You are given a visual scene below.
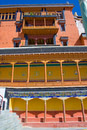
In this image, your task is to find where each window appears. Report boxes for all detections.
[60,24,65,31]
[60,37,68,46]
[28,39,35,45]
[0,12,16,21]
[61,41,68,46]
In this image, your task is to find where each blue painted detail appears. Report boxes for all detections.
[24,34,28,46]
[60,37,68,40]
[61,41,68,46]
[14,42,16,47]
[15,10,18,21]
[7,90,87,98]
[60,24,65,31]
[53,34,57,45]
[16,24,22,32]
[24,14,56,18]
[20,11,22,20]
[62,10,65,19]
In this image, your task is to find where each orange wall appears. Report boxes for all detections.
[0,20,25,48]
[56,9,81,46]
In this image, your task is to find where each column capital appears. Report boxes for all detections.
[59,60,64,63]
[25,61,31,64]
[74,60,81,63]
[42,60,49,64]
[10,62,16,65]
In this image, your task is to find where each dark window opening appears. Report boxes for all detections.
[2,14,4,20]
[9,14,11,19]
[15,43,19,47]
[46,38,53,45]
[60,24,65,31]
[61,41,68,46]
[37,39,44,45]
[28,39,35,45]
[5,13,8,20]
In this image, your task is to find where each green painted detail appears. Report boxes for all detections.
[47,64,60,67]
[14,65,28,67]
[79,63,87,66]
[0,65,12,68]
[62,63,76,66]
[30,64,44,67]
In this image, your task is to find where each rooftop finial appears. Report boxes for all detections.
[66,1,69,4]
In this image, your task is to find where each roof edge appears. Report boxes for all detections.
[0,3,74,9]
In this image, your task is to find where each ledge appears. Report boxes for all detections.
[0,46,87,55]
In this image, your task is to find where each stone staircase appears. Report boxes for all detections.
[0,110,23,130]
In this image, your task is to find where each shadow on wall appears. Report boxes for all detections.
[74,37,84,46]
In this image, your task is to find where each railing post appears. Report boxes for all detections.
[60,61,64,84]
[44,61,47,83]
[75,60,81,82]
[11,62,15,83]
[27,62,30,83]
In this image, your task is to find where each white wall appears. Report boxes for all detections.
[75,20,85,35]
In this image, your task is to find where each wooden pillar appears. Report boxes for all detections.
[25,100,28,122]
[81,98,85,122]
[44,38,47,45]
[11,13,13,20]
[44,99,46,122]
[44,61,47,83]
[33,18,35,27]
[27,62,30,83]
[44,18,46,26]
[35,38,37,46]
[60,61,64,84]
[11,62,15,83]
[63,99,66,122]
[76,60,81,82]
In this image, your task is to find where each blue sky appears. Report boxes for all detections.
[0,0,81,16]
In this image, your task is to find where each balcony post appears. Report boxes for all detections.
[33,18,35,27]
[44,18,46,26]
[75,60,81,82]
[60,61,64,84]
[11,62,15,83]
[27,62,30,83]
[43,61,47,83]
[81,98,85,122]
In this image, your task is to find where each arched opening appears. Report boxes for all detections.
[62,61,78,81]
[83,98,87,118]
[14,62,28,82]
[79,60,87,81]
[28,98,44,122]
[46,98,63,122]
[9,98,26,118]
[0,63,12,82]
[30,61,45,82]
[37,39,44,45]
[65,97,82,122]
[47,61,61,82]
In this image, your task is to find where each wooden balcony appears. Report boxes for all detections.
[0,80,87,88]
[22,25,58,35]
